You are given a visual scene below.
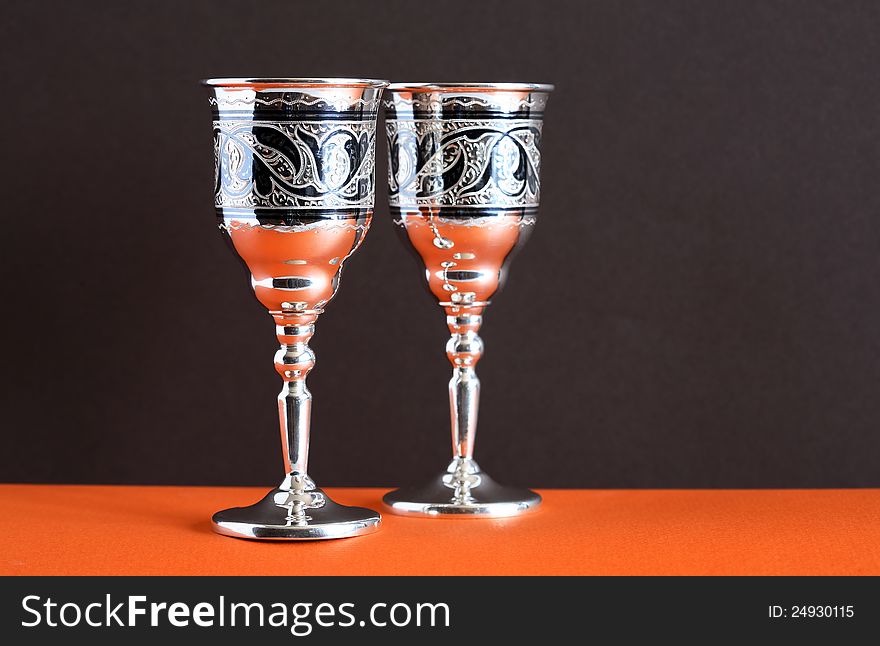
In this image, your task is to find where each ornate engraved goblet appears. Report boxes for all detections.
[383,82,553,517]
[203,78,388,539]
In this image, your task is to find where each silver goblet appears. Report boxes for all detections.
[383,82,553,517]
[203,78,388,539]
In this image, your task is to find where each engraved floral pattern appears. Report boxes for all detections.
[386,119,543,208]
[213,120,376,209]
[383,94,548,113]
[210,94,381,112]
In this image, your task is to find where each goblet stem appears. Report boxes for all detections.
[445,306,484,461]
[444,306,487,503]
[448,367,479,460]
[381,298,541,517]
[274,312,317,489]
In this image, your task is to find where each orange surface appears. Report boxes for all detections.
[1,485,879,575]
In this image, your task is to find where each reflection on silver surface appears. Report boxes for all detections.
[383,83,552,517]
[383,459,541,517]
[204,77,388,539]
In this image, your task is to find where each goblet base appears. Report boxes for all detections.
[382,459,541,518]
[212,485,381,540]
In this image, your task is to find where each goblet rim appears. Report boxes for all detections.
[201,77,390,88]
[387,82,554,93]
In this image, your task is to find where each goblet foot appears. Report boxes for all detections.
[212,484,381,540]
[382,458,541,518]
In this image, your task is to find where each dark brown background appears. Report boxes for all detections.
[2,0,878,488]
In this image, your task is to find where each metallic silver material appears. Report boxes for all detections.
[203,77,388,540]
[213,483,380,541]
[383,459,542,517]
[383,83,553,518]
[213,120,377,209]
[386,118,542,207]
